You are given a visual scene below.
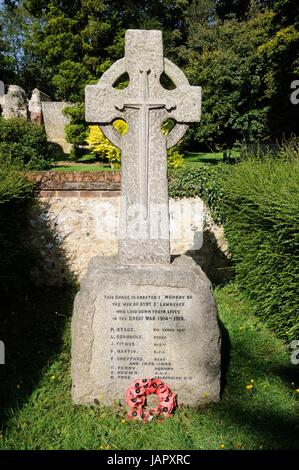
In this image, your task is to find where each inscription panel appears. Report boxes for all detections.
[90,286,202,387]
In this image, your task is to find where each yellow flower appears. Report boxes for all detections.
[295,389,299,393]
[99,444,111,450]
[51,375,56,380]
[246,384,253,390]
[219,443,225,449]
[121,418,126,424]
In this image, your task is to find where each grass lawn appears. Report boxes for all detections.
[0,283,298,450]
[52,164,118,172]
[49,151,238,172]
[183,151,239,168]
[183,152,224,167]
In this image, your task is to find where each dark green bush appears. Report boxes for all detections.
[64,104,87,160]
[222,157,299,341]
[0,163,35,290]
[168,165,230,224]
[0,118,52,170]
[0,163,33,204]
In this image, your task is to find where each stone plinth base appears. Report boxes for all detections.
[71,255,221,407]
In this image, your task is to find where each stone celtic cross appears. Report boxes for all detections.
[86,30,201,265]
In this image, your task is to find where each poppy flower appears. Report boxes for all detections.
[128,408,143,420]
[125,378,176,422]
[148,378,163,393]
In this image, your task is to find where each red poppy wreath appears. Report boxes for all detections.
[125,378,176,423]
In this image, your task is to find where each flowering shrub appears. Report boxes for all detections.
[167,146,184,169]
[86,119,184,169]
[161,119,184,169]
[86,120,127,169]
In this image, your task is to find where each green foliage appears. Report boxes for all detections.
[63,103,87,145]
[1,1,298,149]
[279,137,299,160]
[0,118,52,170]
[0,162,34,291]
[86,121,185,169]
[256,10,299,137]
[0,2,21,83]
[222,156,299,340]
[216,0,252,21]
[161,119,184,169]
[52,60,93,102]
[180,1,299,149]
[64,104,87,159]
[0,163,33,205]
[65,123,87,147]
[169,165,229,223]
[86,122,127,169]
[167,147,185,170]
[18,0,189,100]
[184,12,273,150]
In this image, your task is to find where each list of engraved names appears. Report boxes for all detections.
[105,292,194,382]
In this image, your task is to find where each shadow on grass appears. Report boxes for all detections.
[215,361,299,449]
[215,397,299,449]
[0,195,77,427]
[212,287,299,449]
[219,319,231,397]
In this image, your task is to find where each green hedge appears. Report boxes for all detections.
[168,165,229,224]
[64,104,87,160]
[0,163,33,204]
[0,163,35,291]
[0,118,53,170]
[222,157,299,341]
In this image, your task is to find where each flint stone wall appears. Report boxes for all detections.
[28,172,230,285]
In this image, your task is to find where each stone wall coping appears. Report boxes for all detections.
[27,171,121,191]
[38,190,121,198]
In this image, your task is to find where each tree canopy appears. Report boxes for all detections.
[0,0,298,149]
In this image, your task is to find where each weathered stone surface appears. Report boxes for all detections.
[72,29,221,408]
[72,255,221,406]
[0,81,4,97]
[86,30,201,265]
[29,88,51,124]
[0,85,28,119]
[42,101,72,153]
[28,170,121,191]
[0,340,4,365]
